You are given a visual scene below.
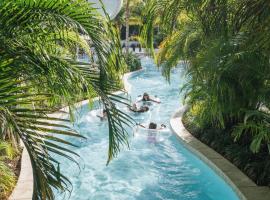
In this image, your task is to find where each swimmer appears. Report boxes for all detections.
[129,103,149,113]
[137,93,161,104]
[138,122,166,130]
[96,109,107,120]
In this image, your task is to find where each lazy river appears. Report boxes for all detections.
[54,57,240,200]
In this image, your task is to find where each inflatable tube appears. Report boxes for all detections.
[133,125,171,143]
[128,106,149,113]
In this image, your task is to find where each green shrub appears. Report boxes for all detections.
[0,161,16,199]
[125,52,141,72]
[0,142,17,160]
[0,141,17,199]
[183,111,270,186]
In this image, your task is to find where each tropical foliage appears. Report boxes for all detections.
[142,0,270,185]
[0,141,17,199]
[0,0,133,199]
[125,52,142,72]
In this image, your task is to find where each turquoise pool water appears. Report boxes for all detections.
[55,57,239,200]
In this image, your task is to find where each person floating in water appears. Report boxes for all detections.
[138,122,166,130]
[137,122,166,143]
[137,93,161,104]
[129,103,149,113]
[96,109,107,120]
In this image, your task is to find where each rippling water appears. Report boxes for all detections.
[54,57,239,200]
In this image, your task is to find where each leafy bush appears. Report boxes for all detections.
[125,52,142,72]
[0,141,17,199]
[0,162,16,200]
[183,111,270,186]
[142,0,270,186]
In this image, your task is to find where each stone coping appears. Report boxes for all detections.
[9,144,33,200]
[170,106,270,200]
[9,69,143,200]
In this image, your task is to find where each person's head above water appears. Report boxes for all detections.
[143,92,150,101]
[149,122,157,129]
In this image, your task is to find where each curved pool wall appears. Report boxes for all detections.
[53,57,240,200]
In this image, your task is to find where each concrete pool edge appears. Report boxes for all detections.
[8,69,143,200]
[9,143,33,200]
[170,106,270,200]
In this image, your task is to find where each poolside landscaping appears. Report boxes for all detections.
[141,0,270,192]
[1,0,270,200]
[183,110,270,187]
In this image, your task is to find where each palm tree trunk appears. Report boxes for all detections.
[125,0,130,56]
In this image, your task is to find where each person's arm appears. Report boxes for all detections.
[149,97,161,103]
[130,108,138,113]
[156,124,166,130]
[137,123,146,128]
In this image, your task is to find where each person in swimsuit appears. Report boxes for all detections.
[137,93,161,103]
[139,123,166,143]
[137,122,166,130]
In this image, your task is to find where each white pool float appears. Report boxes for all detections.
[133,124,171,143]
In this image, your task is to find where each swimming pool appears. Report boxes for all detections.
[54,57,240,200]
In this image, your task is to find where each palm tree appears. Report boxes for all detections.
[114,7,125,32]
[0,0,133,199]
[142,0,270,155]
[142,0,270,187]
